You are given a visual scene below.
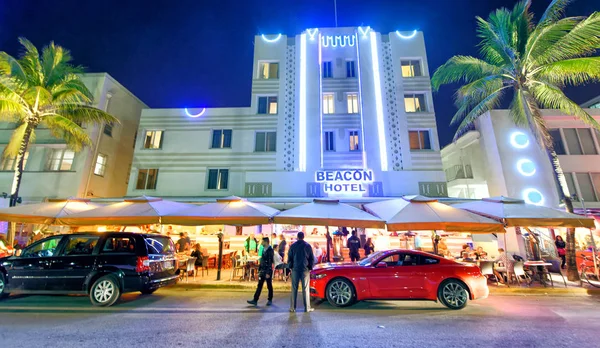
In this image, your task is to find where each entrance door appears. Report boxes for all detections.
[46,235,100,292]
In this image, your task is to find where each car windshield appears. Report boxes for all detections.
[357,250,386,266]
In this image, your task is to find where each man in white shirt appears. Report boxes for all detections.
[493,248,514,284]
[313,242,323,262]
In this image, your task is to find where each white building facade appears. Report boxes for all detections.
[128,27,446,200]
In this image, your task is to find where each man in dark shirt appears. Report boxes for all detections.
[247,237,274,306]
[287,232,315,312]
[347,230,361,262]
[278,234,287,260]
[176,233,188,253]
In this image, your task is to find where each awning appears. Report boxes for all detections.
[0,197,101,225]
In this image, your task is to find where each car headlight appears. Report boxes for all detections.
[311,273,327,280]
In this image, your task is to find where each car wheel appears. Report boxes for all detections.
[438,279,469,310]
[326,278,355,307]
[140,288,156,295]
[90,275,121,307]
[0,273,8,299]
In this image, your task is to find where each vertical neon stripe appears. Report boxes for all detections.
[318,33,324,169]
[299,34,307,172]
[355,31,367,169]
[370,31,388,171]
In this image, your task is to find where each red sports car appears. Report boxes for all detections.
[310,249,489,310]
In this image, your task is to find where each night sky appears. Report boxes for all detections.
[1,0,599,146]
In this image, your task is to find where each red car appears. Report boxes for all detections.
[310,249,488,310]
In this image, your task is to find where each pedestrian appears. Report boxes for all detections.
[347,230,361,262]
[244,233,258,255]
[325,230,333,262]
[555,235,567,269]
[176,233,188,253]
[278,234,287,260]
[247,237,274,306]
[364,237,374,256]
[287,232,315,312]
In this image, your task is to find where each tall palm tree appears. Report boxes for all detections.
[431,0,600,281]
[0,38,118,239]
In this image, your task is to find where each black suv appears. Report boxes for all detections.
[0,232,178,306]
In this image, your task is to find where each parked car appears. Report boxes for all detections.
[310,249,489,310]
[0,232,178,306]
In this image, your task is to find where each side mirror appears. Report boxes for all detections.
[376,262,387,268]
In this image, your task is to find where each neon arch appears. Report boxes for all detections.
[358,26,371,38]
[396,30,417,39]
[516,159,536,176]
[523,188,544,205]
[184,108,206,118]
[261,34,282,43]
[307,28,318,40]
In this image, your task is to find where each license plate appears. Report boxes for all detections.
[164,260,174,269]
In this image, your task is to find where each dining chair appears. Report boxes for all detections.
[200,257,209,277]
[511,261,530,286]
[479,261,498,285]
[546,259,567,288]
[184,257,197,282]
[230,255,245,281]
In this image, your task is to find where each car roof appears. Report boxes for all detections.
[50,232,166,238]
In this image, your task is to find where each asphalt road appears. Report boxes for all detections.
[0,288,598,348]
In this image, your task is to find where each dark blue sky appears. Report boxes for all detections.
[1,0,598,146]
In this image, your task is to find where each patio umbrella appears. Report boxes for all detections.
[0,197,101,225]
[162,196,279,226]
[363,195,505,233]
[453,196,595,228]
[56,196,195,226]
[273,199,385,229]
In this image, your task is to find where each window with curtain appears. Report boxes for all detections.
[347,93,359,114]
[575,173,598,201]
[258,96,278,114]
[349,130,360,151]
[136,169,159,190]
[207,169,229,190]
[400,60,422,77]
[143,130,163,149]
[404,94,426,112]
[46,149,75,171]
[323,94,335,114]
[94,154,107,176]
[211,129,232,149]
[409,130,431,150]
[258,62,279,79]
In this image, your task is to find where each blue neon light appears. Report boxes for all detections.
[523,188,544,205]
[516,159,536,176]
[510,131,529,148]
[358,26,371,38]
[321,35,356,48]
[261,34,282,43]
[299,34,307,171]
[395,30,417,39]
[370,31,388,171]
[184,108,206,118]
[307,28,318,40]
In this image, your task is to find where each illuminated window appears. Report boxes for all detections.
[46,149,75,171]
[323,94,335,114]
[349,130,360,151]
[258,62,279,79]
[143,130,163,149]
[323,61,333,78]
[255,131,276,152]
[207,169,229,190]
[94,154,107,176]
[258,96,278,114]
[1,152,29,171]
[103,123,113,136]
[401,60,422,77]
[136,169,159,190]
[324,131,335,151]
[346,60,356,78]
[211,129,232,149]
[347,93,359,114]
[409,130,431,150]
[404,94,426,112]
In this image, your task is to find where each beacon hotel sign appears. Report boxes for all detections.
[315,169,374,195]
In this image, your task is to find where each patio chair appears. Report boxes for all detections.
[183,257,197,282]
[510,261,530,286]
[545,259,567,288]
[479,261,498,285]
[199,257,209,277]
[230,254,245,281]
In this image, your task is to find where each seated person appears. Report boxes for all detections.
[493,248,514,284]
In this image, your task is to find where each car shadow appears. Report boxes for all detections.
[312,299,453,313]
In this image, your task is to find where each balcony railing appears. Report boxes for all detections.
[445,164,473,181]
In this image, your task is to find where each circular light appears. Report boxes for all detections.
[184,108,206,118]
[516,159,536,176]
[396,30,417,39]
[523,188,544,205]
[510,131,529,148]
[261,34,282,43]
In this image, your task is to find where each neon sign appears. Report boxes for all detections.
[185,108,206,118]
[321,35,356,48]
[358,26,371,38]
[307,28,318,40]
[510,131,529,148]
[316,170,373,194]
[261,34,282,43]
[396,30,417,39]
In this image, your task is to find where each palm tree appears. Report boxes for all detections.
[0,38,118,240]
[431,0,600,281]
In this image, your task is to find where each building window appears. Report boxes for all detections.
[255,131,276,152]
[211,129,232,149]
[94,154,107,176]
[136,169,158,190]
[349,130,360,151]
[46,149,75,171]
[323,94,335,114]
[258,96,278,114]
[323,61,333,78]
[347,93,359,114]
[258,62,279,79]
[590,103,600,109]
[143,130,163,149]
[207,169,229,190]
[563,173,577,197]
[346,60,356,78]
[103,123,113,137]
[575,173,598,201]
[409,130,431,150]
[549,129,566,155]
[404,94,426,112]
[562,128,598,155]
[401,60,422,77]
[324,131,335,152]
[1,152,29,171]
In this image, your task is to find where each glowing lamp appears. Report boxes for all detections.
[523,188,544,205]
[516,159,536,176]
[396,30,417,39]
[261,34,282,43]
[185,108,206,118]
[510,131,529,148]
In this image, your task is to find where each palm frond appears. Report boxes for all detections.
[511,0,533,57]
[539,0,574,26]
[535,57,600,86]
[509,88,528,126]
[17,38,43,87]
[2,123,29,159]
[453,86,509,140]
[0,52,27,84]
[0,97,27,121]
[45,104,119,125]
[476,14,517,67]
[431,56,503,91]
[42,115,92,151]
[451,76,505,124]
[50,77,93,104]
[525,17,580,68]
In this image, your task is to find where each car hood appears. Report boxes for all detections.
[313,262,361,271]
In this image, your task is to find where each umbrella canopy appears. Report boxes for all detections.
[162,196,280,226]
[57,196,195,226]
[273,199,385,229]
[364,195,505,233]
[0,197,101,225]
[453,196,595,228]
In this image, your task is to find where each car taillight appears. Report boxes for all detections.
[136,256,150,272]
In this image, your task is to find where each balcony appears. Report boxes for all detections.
[445,164,473,182]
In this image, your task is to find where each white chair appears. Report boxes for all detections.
[479,261,498,285]
[510,261,530,286]
[183,257,197,282]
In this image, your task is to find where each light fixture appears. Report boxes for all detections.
[307,28,318,40]
[516,159,536,176]
[299,33,307,171]
[395,30,417,39]
[358,26,371,38]
[261,34,282,43]
[184,108,206,118]
[510,131,529,148]
[370,31,388,171]
[523,188,544,205]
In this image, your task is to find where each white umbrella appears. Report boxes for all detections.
[0,197,101,225]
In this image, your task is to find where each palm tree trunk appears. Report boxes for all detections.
[7,124,33,244]
[548,150,579,281]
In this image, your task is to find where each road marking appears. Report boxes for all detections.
[0,306,282,313]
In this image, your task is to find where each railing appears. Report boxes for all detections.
[445,164,473,181]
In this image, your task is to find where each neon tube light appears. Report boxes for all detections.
[370,31,388,171]
[299,33,307,171]
[318,33,324,168]
[184,108,206,118]
[395,30,417,39]
[307,28,318,40]
[261,34,282,43]
[516,159,536,176]
[522,188,544,205]
[358,26,371,38]
[510,131,529,148]
[355,31,368,168]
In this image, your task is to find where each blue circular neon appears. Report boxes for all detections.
[523,188,544,205]
[261,34,282,43]
[510,131,529,148]
[184,108,206,118]
[396,30,417,39]
[516,159,536,176]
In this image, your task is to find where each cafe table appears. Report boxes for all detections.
[524,261,552,287]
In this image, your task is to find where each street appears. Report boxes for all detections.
[0,288,598,348]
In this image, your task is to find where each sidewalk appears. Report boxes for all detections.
[174,269,600,295]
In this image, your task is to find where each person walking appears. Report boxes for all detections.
[347,230,361,262]
[247,237,274,306]
[555,235,567,269]
[287,232,315,312]
[364,237,374,256]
